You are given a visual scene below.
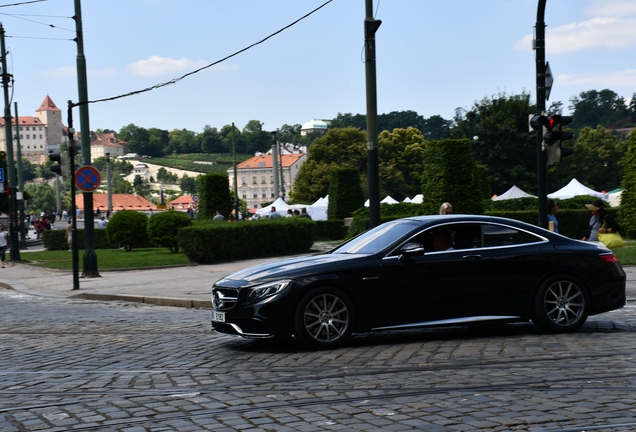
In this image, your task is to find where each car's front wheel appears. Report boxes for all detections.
[532,275,589,333]
[294,287,355,350]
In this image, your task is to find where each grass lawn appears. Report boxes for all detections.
[612,239,636,266]
[20,248,193,270]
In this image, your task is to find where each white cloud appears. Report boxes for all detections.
[557,69,636,87]
[40,67,76,79]
[129,56,209,77]
[547,17,636,54]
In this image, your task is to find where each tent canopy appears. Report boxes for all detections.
[548,178,605,200]
[492,185,536,201]
[307,196,328,220]
[255,197,289,216]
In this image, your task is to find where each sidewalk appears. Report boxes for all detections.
[1,252,635,309]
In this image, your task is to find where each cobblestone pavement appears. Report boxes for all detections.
[1,291,635,432]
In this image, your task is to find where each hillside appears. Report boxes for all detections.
[146,153,252,175]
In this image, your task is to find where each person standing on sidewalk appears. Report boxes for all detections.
[0,224,10,268]
[65,220,73,251]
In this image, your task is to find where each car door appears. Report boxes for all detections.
[360,223,496,330]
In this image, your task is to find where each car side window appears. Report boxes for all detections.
[482,224,542,247]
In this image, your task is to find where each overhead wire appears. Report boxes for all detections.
[76,0,334,107]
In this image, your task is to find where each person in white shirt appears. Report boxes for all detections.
[0,224,9,267]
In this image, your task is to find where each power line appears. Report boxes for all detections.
[76,0,334,107]
[0,0,47,8]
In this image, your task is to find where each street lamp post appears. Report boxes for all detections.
[106,153,112,216]
[270,131,280,200]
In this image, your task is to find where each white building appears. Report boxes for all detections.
[90,132,126,161]
[228,150,307,209]
[300,118,330,136]
[0,96,67,164]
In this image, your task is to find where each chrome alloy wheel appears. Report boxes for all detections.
[543,280,585,327]
[303,293,350,343]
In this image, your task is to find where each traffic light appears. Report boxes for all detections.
[544,115,574,165]
[49,151,70,177]
[529,114,548,132]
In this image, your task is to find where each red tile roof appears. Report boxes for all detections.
[75,193,157,211]
[0,116,44,126]
[237,153,305,169]
[36,95,61,112]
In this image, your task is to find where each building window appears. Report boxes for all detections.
[252,176,257,184]
[26,134,30,139]
[271,191,275,198]
[241,176,246,185]
[253,191,258,199]
[19,134,23,139]
[39,127,43,131]
[262,189,267,198]
[270,176,274,183]
[39,134,43,139]
[242,190,247,199]
[261,176,266,184]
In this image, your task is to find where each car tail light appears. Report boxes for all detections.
[599,252,619,263]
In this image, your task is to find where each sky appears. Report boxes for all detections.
[2,0,636,134]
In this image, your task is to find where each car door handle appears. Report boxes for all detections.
[462,254,482,260]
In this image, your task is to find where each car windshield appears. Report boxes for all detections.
[332,219,420,255]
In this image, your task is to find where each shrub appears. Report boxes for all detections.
[180,218,315,264]
[147,210,193,253]
[198,173,232,220]
[327,168,364,220]
[106,210,149,251]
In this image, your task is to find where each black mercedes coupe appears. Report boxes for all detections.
[212,215,626,349]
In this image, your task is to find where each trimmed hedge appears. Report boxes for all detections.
[315,219,347,240]
[180,218,316,264]
[43,228,119,251]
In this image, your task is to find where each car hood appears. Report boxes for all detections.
[217,253,369,285]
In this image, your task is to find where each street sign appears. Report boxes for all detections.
[544,62,554,101]
[74,166,102,192]
[0,167,4,182]
[192,195,199,202]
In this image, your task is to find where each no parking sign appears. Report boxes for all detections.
[74,166,102,192]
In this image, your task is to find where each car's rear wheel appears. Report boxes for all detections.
[532,275,589,333]
[294,287,354,350]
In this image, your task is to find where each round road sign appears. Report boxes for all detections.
[74,166,102,192]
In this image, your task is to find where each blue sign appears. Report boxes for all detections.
[0,168,4,183]
[74,166,102,192]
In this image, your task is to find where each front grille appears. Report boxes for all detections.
[212,287,238,310]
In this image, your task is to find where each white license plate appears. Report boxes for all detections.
[213,311,225,322]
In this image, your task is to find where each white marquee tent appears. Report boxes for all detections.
[364,195,400,207]
[307,196,328,220]
[255,197,289,217]
[548,178,605,200]
[492,185,537,201]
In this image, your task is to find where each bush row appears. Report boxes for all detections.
[179,218,316,264]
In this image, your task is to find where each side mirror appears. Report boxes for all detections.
[398,242,425,264]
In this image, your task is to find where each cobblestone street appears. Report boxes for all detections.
[1,290,635,431]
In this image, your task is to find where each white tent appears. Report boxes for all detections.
[381,195,399,205]
[607,189,622,207]
[307,197,328,220]
[256,197,289,217]
[403,197,412,203]
[492,185,537,201]
[411,194,424,204]
[548,178,605,200]
[364,196,400,207]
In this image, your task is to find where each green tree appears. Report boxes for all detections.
[378,127,427,200]
[618,130,636,238]
[327,168,364,220]
[148,128,170,157]
[146,210,193,253]
[179,173,200,194]
[24,183,56,214]
[112,176,133,194]
[291,128,367,203]
[551,126,626,192]
[118,124,150,156]
[199,125,223,153]
[277,124,302,145]
[421,139,485,215]
[105,210,148,251]
[198,173,232,219]
[453,92,537,196]
[242,120,270,154]
[569,89,629,133]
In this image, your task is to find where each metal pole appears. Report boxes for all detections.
[271,131,280,200]
[106,153,112,215]
[73,0,99,276]
[0,23,20,262]
[67,102,80,290]
[535,0,548,228]
[364,0,381,228]
[13,102,26,249]
[278,136,285,201]
[232,122,239,219]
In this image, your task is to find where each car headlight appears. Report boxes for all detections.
[248,279,292,300]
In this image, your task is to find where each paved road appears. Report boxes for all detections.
[0,288,635,431]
